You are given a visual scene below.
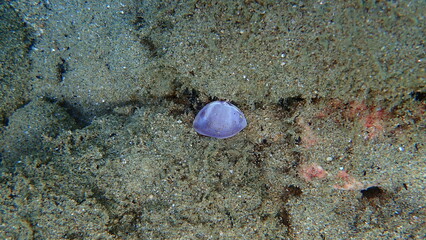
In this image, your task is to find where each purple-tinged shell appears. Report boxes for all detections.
[193,101,247,139]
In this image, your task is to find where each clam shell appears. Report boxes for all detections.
[193,101,247,139]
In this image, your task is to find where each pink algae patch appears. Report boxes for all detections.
[315,99,346,120]
[296,117,319,148]
[362,108,389,140]
[316,99,391,140]
[333,170,364,190]
[344,101,390,140]
[299,163,328,182]
[344,100,369,119]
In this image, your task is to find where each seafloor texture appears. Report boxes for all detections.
[0,0,425,239]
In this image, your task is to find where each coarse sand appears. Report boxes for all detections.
[1,0,424,239]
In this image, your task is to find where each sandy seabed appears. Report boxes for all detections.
[1,0,424,239]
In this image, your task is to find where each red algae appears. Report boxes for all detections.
[333,170,364,190]
[296,117,319,148]
[299,163,328,182]
[315,99,392,140]
[362,107,389,139]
